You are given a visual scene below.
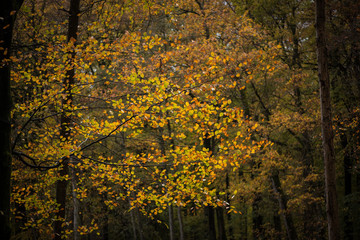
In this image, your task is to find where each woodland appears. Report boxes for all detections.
[0,0,359,240]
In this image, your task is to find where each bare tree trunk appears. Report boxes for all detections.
[130,205,137,240]
[252,194,264,239]
[225,174,234,240]
[271,174,298,240]
[207,206,217,240]
[341,133,353,240]
[0,1,24,239]
[54,0,80,238]
[136,208,144,240]
[216,206,227,240]
[71,163,81,240]
[169,204,174,240]
[129,197,139,240]
[177,206,184,240]
[315,0,340,239]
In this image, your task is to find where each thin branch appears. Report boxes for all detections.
[12,99,51,151]
[13,151,61,169]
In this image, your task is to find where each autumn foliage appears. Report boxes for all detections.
[7,0,360,239]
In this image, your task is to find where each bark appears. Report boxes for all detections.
[216,206,227,240]
[130,207,137,240]
[273,206,282,239]
[136,208,144,240]
[54,0,80,238]
[177,206,184,240]
[271,173,298,240]
[252,194,264,239]
[341,133,353,240]
[168,204,174,240]
[315,0,340,239]
[0,1,24,239]
[206,206,217,240]
[54,161,69,240]
[102,207,109,240]
[128,198,138,240]
[356,174,360,240]
[225,174,234,240]
[71,164,81,240]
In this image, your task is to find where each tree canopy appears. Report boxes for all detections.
[3,0,360,239]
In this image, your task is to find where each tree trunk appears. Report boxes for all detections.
[271,173,298,240]
[168,204,174,240]
[225,173,234,240]
[71,163,81,240]
[315,0,340,239]
[206,206,217,240]
[54,0,80,238]
[177,206,184,240]
[341,133,353,240]
[216,206,227,240]
[355,174,360,240]
[252,194,264,239]
[102,205,109,240]
[273,207,282,239]
[0,1,24,239]
[129,199,137,240]
[136,208,144,240]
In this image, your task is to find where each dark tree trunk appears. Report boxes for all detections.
[341,133,353,240]
[0,1,24,239]
[216,206,227,240]
[273,207,282,239]
[102,210,109,240]
[207,206,217,240]
[203,133,217,240]
[168,204,174,240]
[271,173,298,240]
[252,194,264,239]
[54,0,80,239]
[315,0,340,239]
[71,164,81,240]
[225,173,234,240]
[136,208,144,240]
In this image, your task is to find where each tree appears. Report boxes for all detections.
[54,0,81,239]
[10,1,273,238]
[315,0,340,239]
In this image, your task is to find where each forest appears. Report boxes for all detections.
[0,0,359,239]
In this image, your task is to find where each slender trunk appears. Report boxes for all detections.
[216,206,227,240]
[273,206,282,239]
[0,1,23,239]
[102,211,109,240]
[244,206,248,240]
[71,163,81,240]
[129,199,137,240]
[54,0,80,238]
[252,194,264,239]
[169,204,174,240]
[207,206,216,240]
[315,1,340,239]
[157,125,175,240]
[341,133,353,240]
[271,173,298,240]
[136,208,144,240]
[225,174,233,240]
[355,174,360,240]
[54,162,69,240]
[177,206,184,240]
[203,134,216,240]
